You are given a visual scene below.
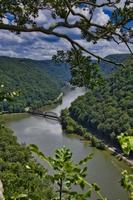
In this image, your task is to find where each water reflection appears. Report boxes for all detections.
[9,87,128,200]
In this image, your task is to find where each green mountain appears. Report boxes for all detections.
[0,53,130,113]
[99,53,130,74]
[29,60,70,82]
[67,55,133,146]
[17,59,71,83]
[0,56,66,112]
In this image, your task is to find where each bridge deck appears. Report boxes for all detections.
[29,110,60,121]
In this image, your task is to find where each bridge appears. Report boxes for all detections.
[28,110,60,121]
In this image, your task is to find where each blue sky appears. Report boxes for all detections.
[0,4,132,60]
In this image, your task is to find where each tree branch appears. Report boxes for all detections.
[73,0,118,8]
[0,23,126,66]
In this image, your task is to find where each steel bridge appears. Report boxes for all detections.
[29,110,60,121]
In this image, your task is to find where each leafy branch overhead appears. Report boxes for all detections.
[0,0,132,86]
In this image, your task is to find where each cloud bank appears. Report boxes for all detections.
[0,4,132,60]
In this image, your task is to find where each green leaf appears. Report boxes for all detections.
[118,133,133,155]
[29,144,52,166]
[92,183,100,191]
[79,153,93,165]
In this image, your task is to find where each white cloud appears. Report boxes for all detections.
[2,17,9,24]
[0,28,132,60]
[75,38,133,58]
[92,8,110,25]
[0,49,18,57]
[0,5,132,60]
[0,30,70,60]
[35,10,47,24]
[97,0,133,8]
[0,30,24,43]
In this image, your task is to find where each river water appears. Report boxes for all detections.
[8,87,128,200]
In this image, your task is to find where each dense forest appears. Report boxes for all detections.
[0,54,132,199]
[0,123,54,199]
[0,56,70,113]
[25,59,71,83]
[0,54,127,113]
[63,55,133,148]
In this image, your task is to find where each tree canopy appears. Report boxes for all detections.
[0,56,64,113]
[0,124,54,200]
[0,0,133,85]
[66,55,133,150]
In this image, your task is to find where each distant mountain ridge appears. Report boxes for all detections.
[0,53,130,81]
[30,60,71,83]
[0,56,71,82]
[99,53,130,74]
[0,53,131,112]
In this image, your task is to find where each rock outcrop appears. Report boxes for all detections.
[0,180,4,200]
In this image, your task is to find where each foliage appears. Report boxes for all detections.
[30,145,107,200]
[54,49,104,87]
[118,133,133,200]
[118,133,133,156]
[31,59,71,83]
[67,56,133,150]
[91,136,105,150]
[11,58,71,84]
[0,84,19,102]
[0,56,63,113]
[121,169,133,200]
[61,108,105,150]
[99,54,131,75]
[0,0,132,85]
[0,124,54,200]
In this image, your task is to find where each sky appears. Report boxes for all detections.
[0,1,132,60]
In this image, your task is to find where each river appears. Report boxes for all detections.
[8,87,129,200]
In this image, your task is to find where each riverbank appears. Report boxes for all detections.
[38,86,78,112]
[8,87,130,200]
[61,108,133,167]
[39,92,63,112]
[107,147,133,166]
[0,91,64,123]
[61,108,106,150]
[0,113,29,123]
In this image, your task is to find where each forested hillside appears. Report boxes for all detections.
[0,124,54,199]
[26,59,71,82]
[67,55,133,146]
[0,57,71,83]
[99,54,130,74]
[0,56,65,112]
